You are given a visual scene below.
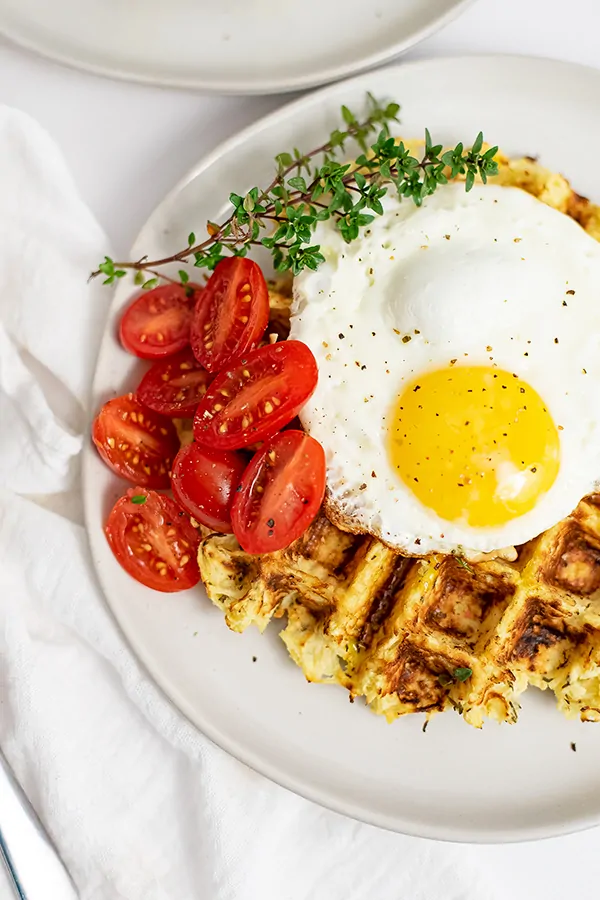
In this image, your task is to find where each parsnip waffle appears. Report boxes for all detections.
[197,149,600,728]
[199,497,600,727]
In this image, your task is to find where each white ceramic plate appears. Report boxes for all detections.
[0,0,474,94]
[84,56,600,842]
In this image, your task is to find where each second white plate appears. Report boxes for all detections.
[0,0,474,93]
[84,56,600,842]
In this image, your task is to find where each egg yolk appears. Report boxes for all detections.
[387,366,560,528]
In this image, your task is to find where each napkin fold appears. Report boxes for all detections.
[0,105,504,900]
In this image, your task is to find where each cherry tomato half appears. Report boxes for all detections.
[105,487,200,592]
[171,442,247,533]
[119,283,200,359]
[231,430,326,554]
[190,258,269,373]
[193,341,318,450]
[92,393,179,488]
[137,348,212,418]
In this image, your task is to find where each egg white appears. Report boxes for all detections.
[290,182,600,556]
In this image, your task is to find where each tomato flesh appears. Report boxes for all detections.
[105,487,200,592]
[137,348,212,418]
[190,258,269,373]
[120,283,199,359]
[193,341,318,450]
[171,442,247,533]
[231,430,326,554]
[92,393,179,488]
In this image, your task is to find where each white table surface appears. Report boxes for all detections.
[1,0,600,897]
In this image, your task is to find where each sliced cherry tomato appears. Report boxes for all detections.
[171,442,247,533]
[92,393,179,488]
[137,348,212,418]
[119,283,200,359]
[105,487,200,592]
[190,258,269,373]
[231,430,326,554]
[193,341,318,450]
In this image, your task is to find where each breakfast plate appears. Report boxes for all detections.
[84,56,600,842]
[0,0,474,94]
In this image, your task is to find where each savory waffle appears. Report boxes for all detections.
[197,149,600,728]
[199,496,600,727]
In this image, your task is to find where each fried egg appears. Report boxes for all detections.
[290,182,600,556]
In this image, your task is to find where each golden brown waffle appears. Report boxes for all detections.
[197,152,600,728]
[198,497,600,727]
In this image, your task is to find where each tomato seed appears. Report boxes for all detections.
[156,333,165,342]
[107,437,115,448]
[219,423,228,433]
[142,543,152,551]
[241,283,251,292]
[264,401,273,414]
[180,555,190,566]
[214,403,223,411]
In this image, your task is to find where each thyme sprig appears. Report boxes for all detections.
[93,95,498,285]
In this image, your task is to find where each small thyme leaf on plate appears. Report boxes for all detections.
[130,494,147,505]
[92,95,497,283]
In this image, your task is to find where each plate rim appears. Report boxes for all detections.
[0,0,476,94]
[83,54,600,843]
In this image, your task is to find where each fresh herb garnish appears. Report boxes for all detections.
[438,666,472,688]
[130,494,147,505]
[92,95,498,285]
[452,546,475,575]
[453,667,473,682]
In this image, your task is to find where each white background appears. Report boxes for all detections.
[0,0,599,896]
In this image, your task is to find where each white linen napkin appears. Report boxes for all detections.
[0,104,517,900]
